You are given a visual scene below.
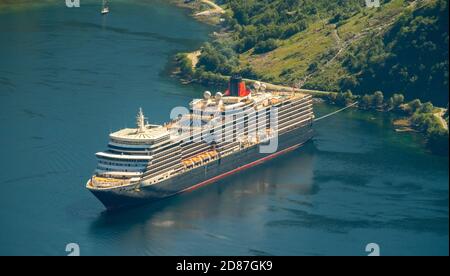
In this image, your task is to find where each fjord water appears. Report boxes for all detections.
[0,1,448,256]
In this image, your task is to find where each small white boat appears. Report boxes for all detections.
[101,0,109,15]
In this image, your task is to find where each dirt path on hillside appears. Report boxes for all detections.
[195,0,225,17]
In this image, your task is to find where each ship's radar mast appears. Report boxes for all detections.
[136,108,147,133]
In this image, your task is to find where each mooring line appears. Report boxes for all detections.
[314,102,358,122]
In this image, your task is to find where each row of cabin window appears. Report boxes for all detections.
[98,160,148,167]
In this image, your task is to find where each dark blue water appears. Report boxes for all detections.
[0,1,448,256]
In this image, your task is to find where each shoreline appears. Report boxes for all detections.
[168,0,224,26]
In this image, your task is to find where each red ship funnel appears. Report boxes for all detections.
[225,75,250,97]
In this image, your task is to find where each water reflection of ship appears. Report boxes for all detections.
[89,143,316,254]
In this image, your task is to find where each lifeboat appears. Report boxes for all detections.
[200,153,210,161]
[182,159,194,166]
[208,151,218,157]
[182,150,219,169]
[192,157,202,164]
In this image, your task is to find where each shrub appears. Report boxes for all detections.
[253,39,278,54]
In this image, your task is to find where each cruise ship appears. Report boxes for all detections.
[86,76,314,209]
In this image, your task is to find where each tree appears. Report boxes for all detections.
[239,65,259,79]
[408,99,422,113]
[198,44,222,72]
[175,54,194,78]
[307,62,318,73]
[230,1,250,25]
[391,93,405,109]
[253,39,278,54]
[343,90,355,106]
[420,102,434,113]
[360,94,373,109]
[334,90,354,106]
[327,93,338,103]
[387,97,395,110]
[373,91,384,108]
[281,21,308,39]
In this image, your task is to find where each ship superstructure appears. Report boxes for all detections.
[87,77,314,209]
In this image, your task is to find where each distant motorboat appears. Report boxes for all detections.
[101,0,109,15]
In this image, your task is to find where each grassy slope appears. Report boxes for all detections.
[238,0,425,91]
[241,20,335,84]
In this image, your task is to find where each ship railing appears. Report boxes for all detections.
[91,176,131,188]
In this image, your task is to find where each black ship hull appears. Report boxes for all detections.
[89,124,314,210]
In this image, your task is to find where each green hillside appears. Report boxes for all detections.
[186,0,448,106]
